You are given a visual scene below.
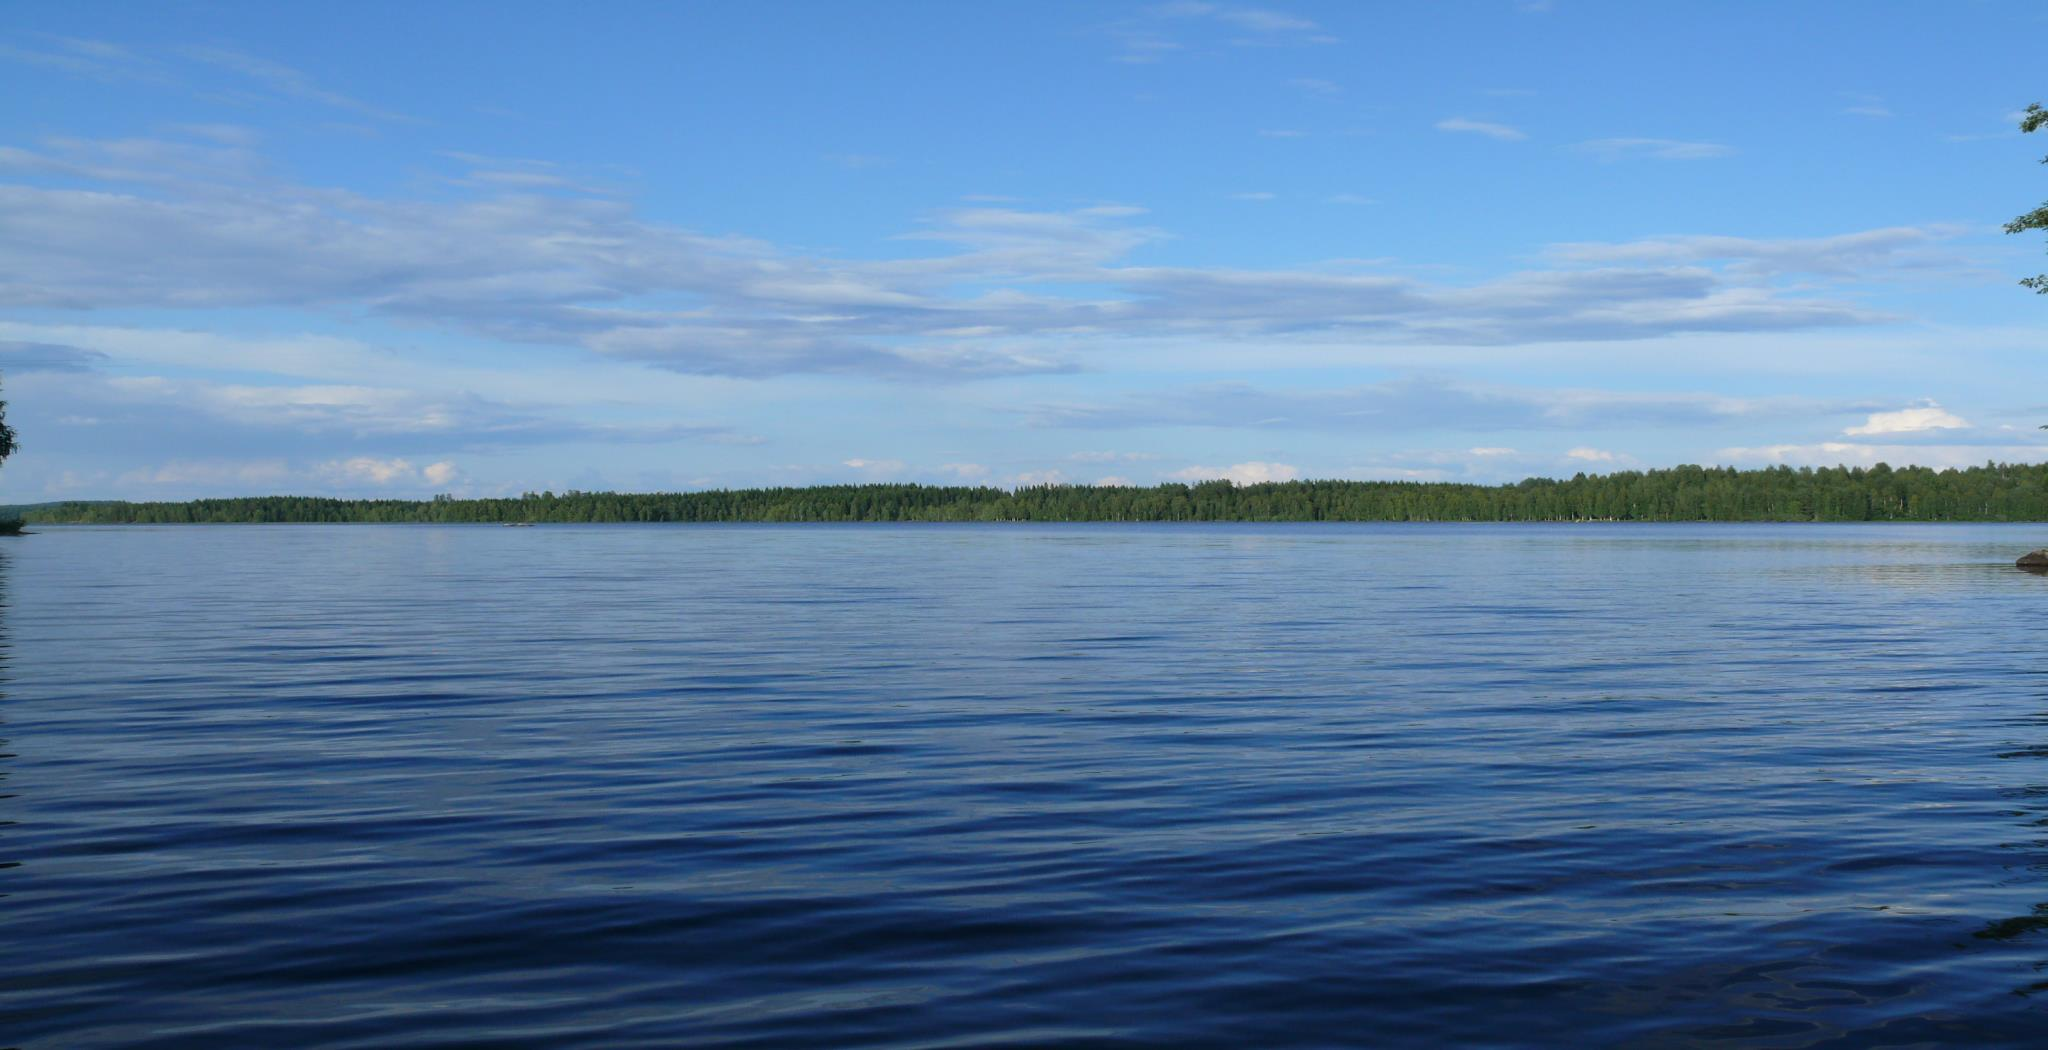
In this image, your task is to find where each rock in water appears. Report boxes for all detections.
[2018,549,2048,568]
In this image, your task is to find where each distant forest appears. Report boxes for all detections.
[16,462,2048,524]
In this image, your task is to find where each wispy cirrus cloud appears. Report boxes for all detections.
[0,133,1936,381]
[1572,137,1734,161]
[0,35,169,85]
[825,152,893,170]
[1069,450,1160,463]
[0,340,110,372]
[10,364,751,459]
[0,132,265,185]
[1148,2,1331,40]
[1545,226,1964,277]
[0,37,412,122]
[1028,377,1852,432]
[1104,2,1331,61]
[177,45,414,122]
[1436,117,1527,141]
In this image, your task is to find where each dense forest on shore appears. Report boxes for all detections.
[15,462,2048,524]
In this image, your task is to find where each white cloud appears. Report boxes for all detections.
[1169,461,1301,484]
[12,37,2030,502]
[1013,469,1068,486]
[1356,467,1454,481]
[118,459,291,488]
[1717,441,2048,469]
[1843,402,1967,436]
[1094,475,1135,487]
[842,458,908,473]
[1033,377,1847,432]
[1565,447,1618,462]
[8,357,742,451]
[321,456,418,484]
[1333,446,1562,485]
[98,455,471,497]
[1572,138,1735,161]
[1436,117,1527,141]
[1068,450,1159,463]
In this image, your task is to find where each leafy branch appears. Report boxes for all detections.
[2009,102,2048,292]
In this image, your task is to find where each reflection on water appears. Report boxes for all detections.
[4,523,2048,1047]
[1982,715,2048,965]
[1976,903,2048,942]
[0,546,10,889]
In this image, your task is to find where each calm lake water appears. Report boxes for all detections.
[8,523,2048,1047]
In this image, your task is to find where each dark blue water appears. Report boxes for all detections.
[8,524,2048,1047]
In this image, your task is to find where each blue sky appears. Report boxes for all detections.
[2,1,2045,499]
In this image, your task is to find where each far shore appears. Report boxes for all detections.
[11,463,2048,525]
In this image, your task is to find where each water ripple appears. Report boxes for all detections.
[6,523,2048,1047]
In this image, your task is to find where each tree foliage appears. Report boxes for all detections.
[19,461,2048,524]
[2010,102,2048,293]
[0,376,15,466]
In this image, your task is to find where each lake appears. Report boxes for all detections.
[6,523,2048,1047]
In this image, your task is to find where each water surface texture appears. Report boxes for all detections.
[9,523,2048,1048]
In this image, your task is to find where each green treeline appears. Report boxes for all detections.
[17,462,2048,524]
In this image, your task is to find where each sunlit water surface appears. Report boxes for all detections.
[8,523,2048,1048]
